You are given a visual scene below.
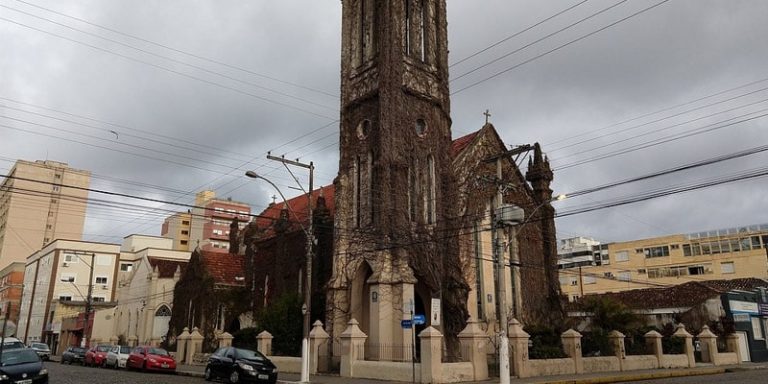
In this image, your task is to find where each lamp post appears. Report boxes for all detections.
[246,164,314,384]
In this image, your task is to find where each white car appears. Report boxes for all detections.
[105,345,131,369]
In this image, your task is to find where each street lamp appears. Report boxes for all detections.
[246,167,314,384]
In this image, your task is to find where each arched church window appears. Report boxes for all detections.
[415,118,427,137]
[426,155,435,224]
[357,119,371,139]
[155,305,171,317]
[368,150,375,225]
[404,0,427,62]
[355,156,362,227]
[358,0,376,64]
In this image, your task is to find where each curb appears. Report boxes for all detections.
[176,370,204,378]
[529,367,725,384]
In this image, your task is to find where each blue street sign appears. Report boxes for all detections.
[401,319,412,329]
[413,314,426,325]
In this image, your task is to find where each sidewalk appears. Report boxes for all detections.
[175,362,768,383]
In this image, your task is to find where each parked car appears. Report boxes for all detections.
[105,345,131,369]
[61,346,87,365]
[0,348,48,384]
[84,344,111,367]
[205,347,277,384]
[0,337,26,351]
[126,346,176,373]
[28,342,51,361]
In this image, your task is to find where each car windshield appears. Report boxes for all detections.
[70,347,86,354]
[31,343,49,350]
[1,349,39,366]
[2,341,25,350]
[147,348,169,356]
[235,348,265,361]
[119,346,131,354]
[96,346,110,352]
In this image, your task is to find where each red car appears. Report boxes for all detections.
[84,344,111,367]
[126,346,176,373]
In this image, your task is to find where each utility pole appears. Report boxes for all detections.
[82,254,95,348]
[266,153,314,384]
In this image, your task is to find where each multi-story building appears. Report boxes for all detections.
[560,224,768,301]
[17,239,121,347]
[160,212,192,251]
[0,262,24,326]
[557,237,605,269]
[0,160,90,270]
[183,191,250,253]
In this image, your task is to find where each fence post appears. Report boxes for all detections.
[339,318,367,378]
[176,327,189,363]
[561,329,583,374]
[186,327,204,365]
[419,326,443,384]
[672,324,695,368]
[256,331,273,356]
[644,330,663,368]
[458,319,488,381]
[127,335,138,347]
[608,330,626,371]
[508,319,530,379]
[698,325,718,365]
[217,332,234,349]
[726,333,742,363]
[309,320,331,374]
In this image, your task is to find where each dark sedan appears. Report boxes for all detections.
[60,346,87,365]
[205,347,277,383]
[0,348,48,384]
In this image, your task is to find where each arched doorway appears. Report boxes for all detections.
[152,305,172,340]
[350,262,373,335]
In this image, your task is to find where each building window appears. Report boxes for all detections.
[95,276,108,285]
[182,220,190,226]
[63,254,78,263]
[61,273,76,283]
[721,262,735,274]
[181,230,189,235]
[120,263,133,272]
[58,296,72,302]
[614,251,629,262]
[180,240,188,245]
[92,297,106,303]
[752,317,764,340]
[644,246,670,258]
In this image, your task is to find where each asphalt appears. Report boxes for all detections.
[173,362,768,384]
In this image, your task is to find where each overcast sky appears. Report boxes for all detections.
[2,0,767,246]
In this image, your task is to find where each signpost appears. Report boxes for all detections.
[413,314,425,325]
[401,320,413,329]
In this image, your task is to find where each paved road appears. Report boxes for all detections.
[616,369,767,384]
[47,361,204,383]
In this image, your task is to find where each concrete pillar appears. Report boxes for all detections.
[109,336,119,346]
[217,332,234,349]
[644,330,663,367]
[508,319,530,379]
[186,327,204,365]
[127,335,138,348]
[672,323,695,368]
[698,325,718,365]
[726,333,742,363]
[561,329,583,374]
[458,319,488,381]
[419,326,443,384]
[339,318,367,377]
[176,327,190,363]
[309,320,330,374]
[149,337,162,347]
[256,331,273,356]
[608,330,626,371]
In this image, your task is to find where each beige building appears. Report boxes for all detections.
[560,224,768,301]
[161,212,192,251]
[0,160,91,270]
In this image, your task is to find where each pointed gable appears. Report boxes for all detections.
[200,250,245,287]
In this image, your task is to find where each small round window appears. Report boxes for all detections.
[356,119,371,139]
[415,118,427,137]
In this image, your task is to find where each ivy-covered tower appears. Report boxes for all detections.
[329,0,468,354]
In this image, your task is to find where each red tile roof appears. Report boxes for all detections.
[451,131,480,157]
[200,251,245,286]
[147,257,188,279]
[568,278,768,311]
[255,185,335,230]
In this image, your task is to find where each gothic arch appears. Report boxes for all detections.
[349,261,374,335]
[153,304,172,340]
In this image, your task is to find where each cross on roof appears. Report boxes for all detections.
[484,109,492,124]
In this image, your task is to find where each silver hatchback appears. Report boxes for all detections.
[104,345,131,369]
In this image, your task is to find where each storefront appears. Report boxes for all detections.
[723,289,768,362]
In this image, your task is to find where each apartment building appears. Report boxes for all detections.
[0,160,91,270]
[0,262,24,325]
[161,212,192,251]
[560,224,768,301]
[183,191,250,253]
[557,237,606,269]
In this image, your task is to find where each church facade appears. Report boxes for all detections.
[326,0,562,358]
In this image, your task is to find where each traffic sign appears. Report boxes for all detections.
[400,319,412,329]
[413,314,426,325]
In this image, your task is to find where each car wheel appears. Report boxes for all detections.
[204,367,213,381]
[229,370,240,384]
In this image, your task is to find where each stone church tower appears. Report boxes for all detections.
[328,0,463,353]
